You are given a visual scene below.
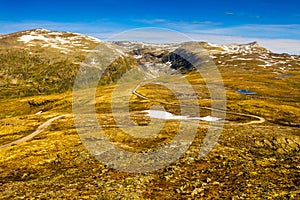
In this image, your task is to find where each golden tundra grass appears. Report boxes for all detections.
[0,62,299,199]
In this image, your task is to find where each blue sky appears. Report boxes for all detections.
[1,0,300,53]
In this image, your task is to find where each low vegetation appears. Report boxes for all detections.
[0,30,299,199]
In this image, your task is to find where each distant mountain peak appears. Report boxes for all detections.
[203,41,271,55]
[0,29,275,56]
[0,29,102,54]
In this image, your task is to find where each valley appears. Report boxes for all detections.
[0,29,299,199]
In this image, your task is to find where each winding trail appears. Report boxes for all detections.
[132,83,265,125]
[0,114,68,150]
[0,82,265,151]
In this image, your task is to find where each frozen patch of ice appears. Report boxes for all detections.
[142,110,223,121]
[143,110,188,120]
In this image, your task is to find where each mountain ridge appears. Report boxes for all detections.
[0,28,299,98]
[0,29,276,55]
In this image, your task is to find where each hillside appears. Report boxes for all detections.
[0,29,299,199]
[0,29,136,97]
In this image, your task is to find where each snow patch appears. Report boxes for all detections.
[199,116,223,122]
[18,30,101,53]
[143,110,223,122]
[235,57,254,61]
[144,110,187,120]
[18,35,49,43]
[134,55,142,59]
[35,111,43,115]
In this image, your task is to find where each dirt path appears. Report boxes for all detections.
[0,115,67,150]
[132,84,265,125]
[0,82,265,151]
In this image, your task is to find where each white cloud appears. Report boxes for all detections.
[225,12,235,15]
[196,24,300,39]
[257,39,300,54]
[133,19,169,24]
[133,19,223,31]
[0,20,125,34]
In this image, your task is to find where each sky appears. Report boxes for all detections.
[0,0,300,54]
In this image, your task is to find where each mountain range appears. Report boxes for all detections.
[0,28,299,97]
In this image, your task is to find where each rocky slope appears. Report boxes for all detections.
[0,29,134,97]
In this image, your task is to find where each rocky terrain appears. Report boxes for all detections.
[0,29,299,199]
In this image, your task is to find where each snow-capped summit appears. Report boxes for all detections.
[203,41,270,55]
[12,29,102,54]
